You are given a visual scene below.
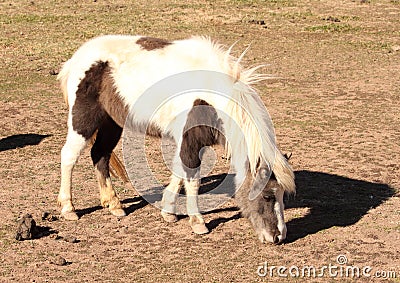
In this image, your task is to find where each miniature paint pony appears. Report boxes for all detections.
[57,35,295,244]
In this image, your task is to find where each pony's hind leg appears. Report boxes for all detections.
[91,116,125,217]
[58,129,88,220]
[161,174,182,223]
[185,178,209,234]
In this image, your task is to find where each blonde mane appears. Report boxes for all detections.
[220,43,295,193]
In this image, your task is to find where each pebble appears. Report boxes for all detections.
[15,214,37,241]
[49,256,67,266]
[63,235,79,243]
[391,45,400,52]
[41,211,58,222]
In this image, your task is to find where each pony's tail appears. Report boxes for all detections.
[58,60,131,187]
[224,77,295,193]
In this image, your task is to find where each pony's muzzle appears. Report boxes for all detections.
[259,229,284,244]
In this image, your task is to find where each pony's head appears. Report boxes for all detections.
[235,155,293,244]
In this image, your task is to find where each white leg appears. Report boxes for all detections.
[185,178,209,234]
[161,174,182,223]
[58,130,87,220]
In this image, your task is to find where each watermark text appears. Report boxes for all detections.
[257,255,397,279]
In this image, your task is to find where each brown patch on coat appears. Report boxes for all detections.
[179,99,224,178]
[99,67,129,128]
[136,37,172,51]
[72,61,128,138]
[72,61,107,139]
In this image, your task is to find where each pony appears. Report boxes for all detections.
[57,35,295,244]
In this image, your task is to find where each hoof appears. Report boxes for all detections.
[61,211,79,221]
[110,208,126,217]
[191,223,209,235]
[161,211,178,223]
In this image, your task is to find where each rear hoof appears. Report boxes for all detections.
[61,211,79,221]
[110,208,126,217]
[161,211,178,223]
[191,223,209,235]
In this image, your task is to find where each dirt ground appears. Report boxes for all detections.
[1,0,399,282]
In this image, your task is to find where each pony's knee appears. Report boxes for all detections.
[61,133,87,166]
[161,175,182,214]
[184,179,200,194]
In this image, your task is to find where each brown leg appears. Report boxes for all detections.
[91,116,125,217]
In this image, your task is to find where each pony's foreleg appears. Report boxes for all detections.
[160,174,182,223]
[58,130,87,220]
[91,117,125,217]
[185,178,209,234]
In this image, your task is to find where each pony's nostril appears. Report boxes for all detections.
[273,234,280,244]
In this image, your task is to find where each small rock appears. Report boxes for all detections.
[15,214,38,241]
[42,211,58,222]
[50,256,67,266]
[248,19,266,26]
[391,45,400,52]
[49,233,62,240]
[49,69,59,76]
[323,16,340,22]
[63,235,78,243]
[120,227,129,234]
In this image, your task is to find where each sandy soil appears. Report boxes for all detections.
[0,0,399,282]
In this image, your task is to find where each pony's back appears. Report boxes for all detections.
[59,35,235,108]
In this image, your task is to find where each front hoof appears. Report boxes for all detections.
[110,208,126,217]
[191,223,209,235]
[161,211,178,223]
[61,211,79,221]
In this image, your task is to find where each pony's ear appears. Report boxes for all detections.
[248,161,272,200]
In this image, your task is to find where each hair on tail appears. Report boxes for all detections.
[87,136,130,183]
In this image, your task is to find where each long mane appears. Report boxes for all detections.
[220,44,295,193]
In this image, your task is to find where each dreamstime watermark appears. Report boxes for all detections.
[257,255,397,279]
